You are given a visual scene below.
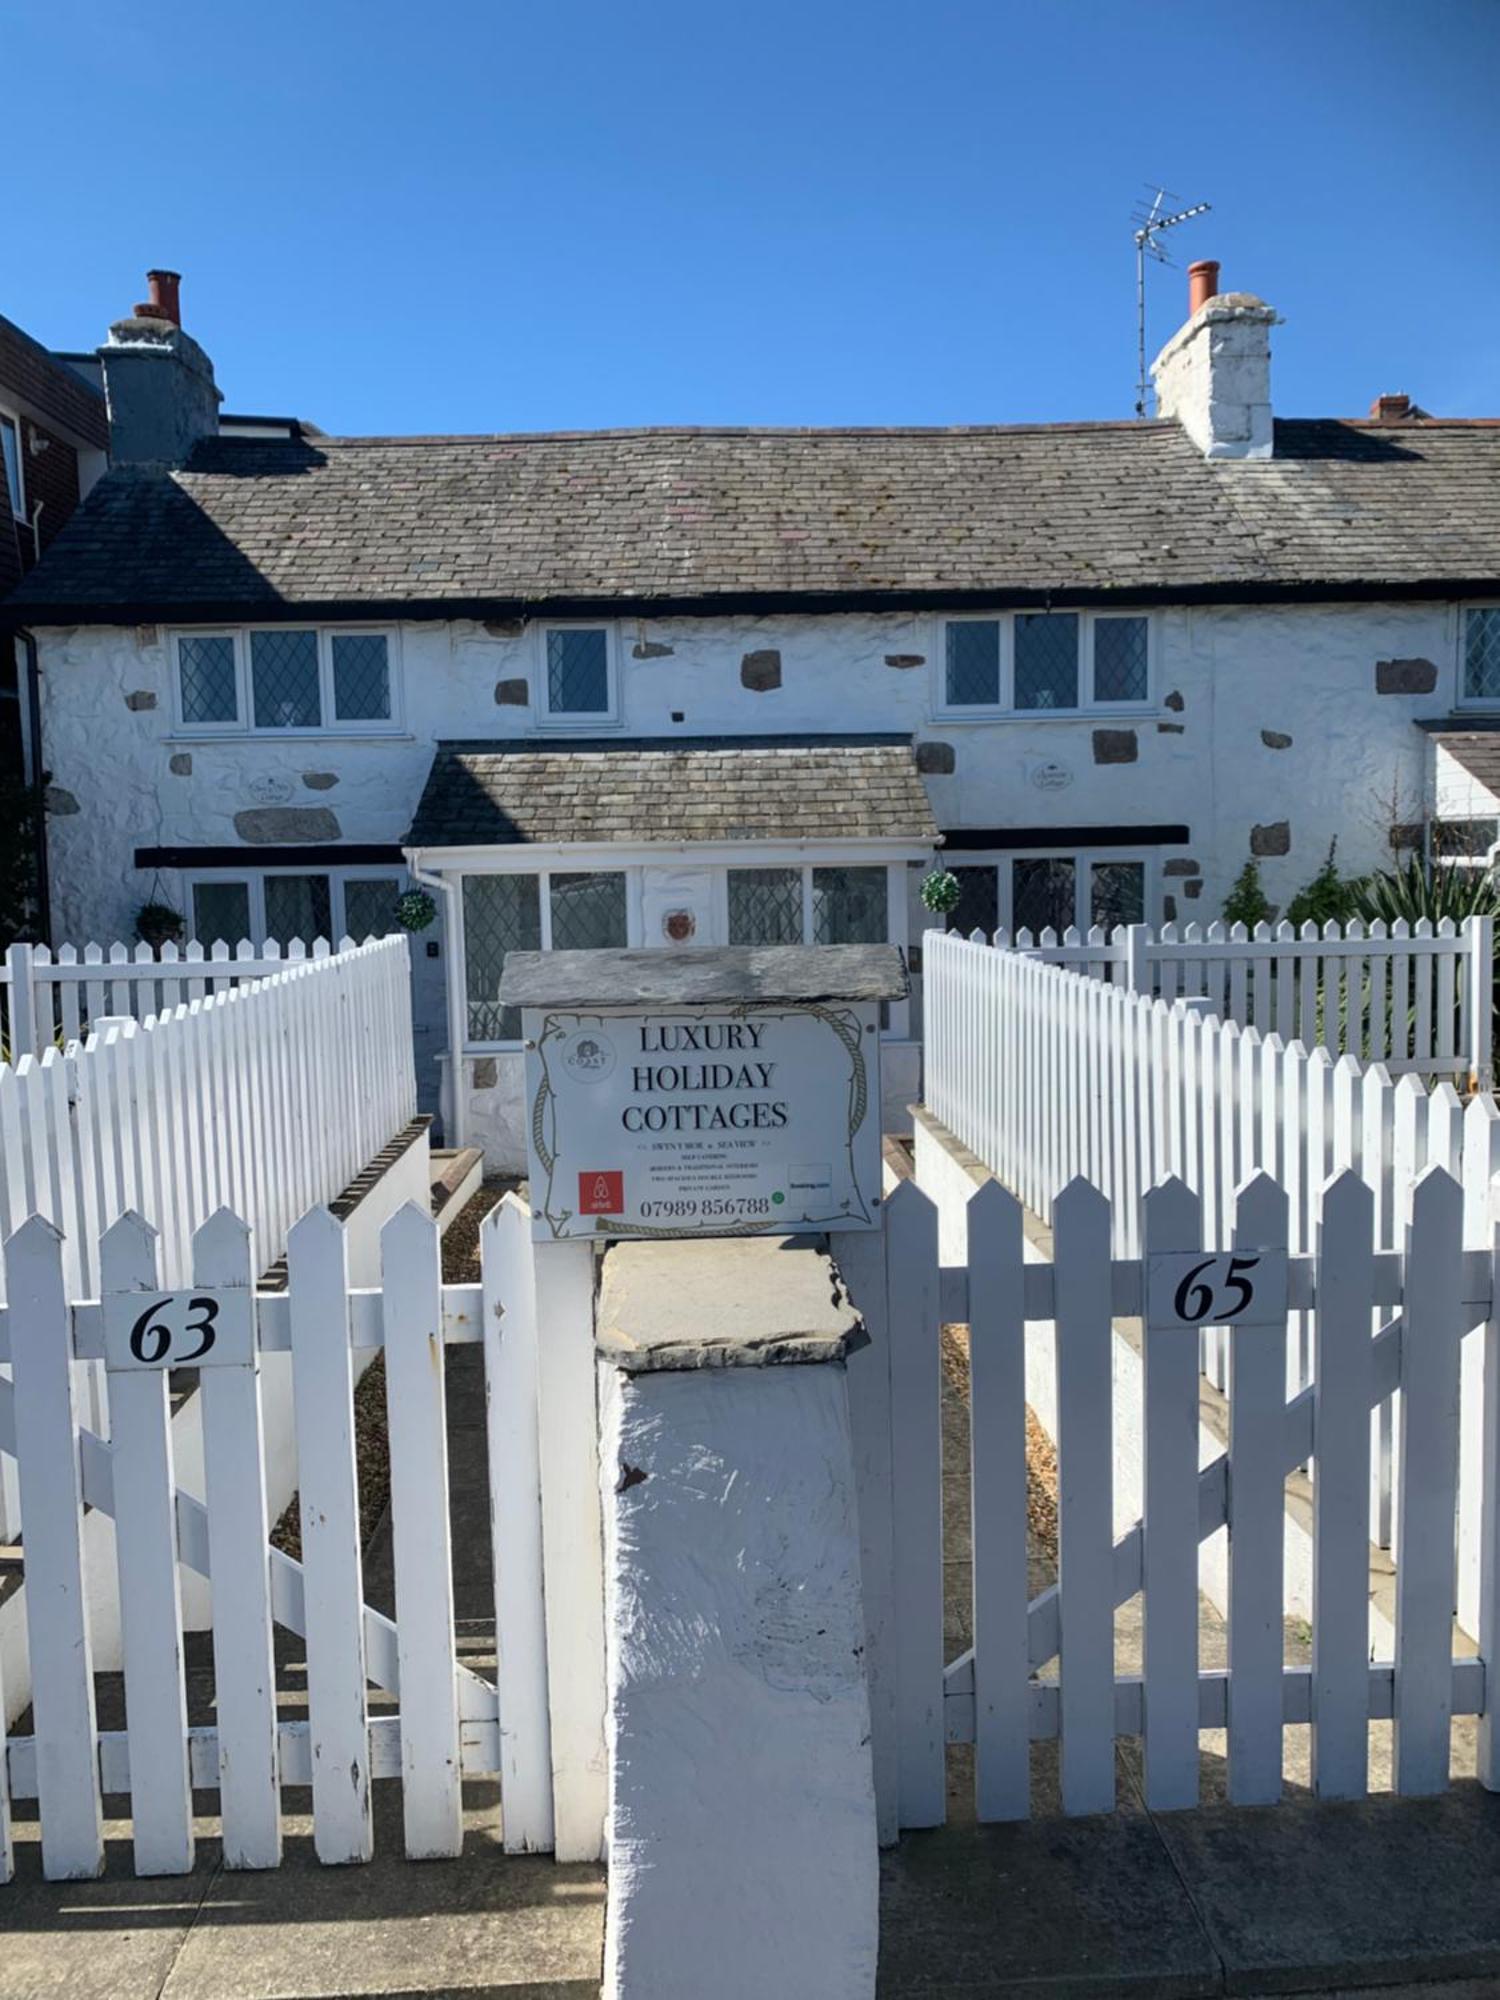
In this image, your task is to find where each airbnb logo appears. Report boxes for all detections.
[579,1171,624,1215]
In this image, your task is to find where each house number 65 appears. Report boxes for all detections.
[1146,1248,1289,1330]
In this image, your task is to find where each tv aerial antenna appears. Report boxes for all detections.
[1132,188,1211,417]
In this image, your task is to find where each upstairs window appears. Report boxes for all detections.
[173,628,397,734]
[1463,608,1500,704]
[938,613,1150,715]
[944,621,1001,708]
[542,626,615,722]
[1014,613,1078,710]
[0,413,22,519]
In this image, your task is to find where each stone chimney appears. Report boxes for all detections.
[100,268,221,466]
[1151,260,1278,461]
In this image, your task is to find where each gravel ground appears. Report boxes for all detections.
[441,1175,521,1283]
[269,1177,518,1561]
[940,1320,1058,1569]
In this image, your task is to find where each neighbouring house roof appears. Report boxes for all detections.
[1425,727,1500,801]
[0,316,109,452]
[5,418,1500,624]
[405,735,939,848]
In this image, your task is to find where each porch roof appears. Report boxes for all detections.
[404,734,939,848]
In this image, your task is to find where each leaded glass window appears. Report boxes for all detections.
[178,635,239,725]
[728,867,803,945]
[1092,617,1148,703]
[549,873,628,951]
[812,867,887,945]
[265,873,332,945]
[1012,857,1076,936]
[344,876,401,941]
[950,866,999,939]
[1014,614,1078,711]
[332,634,391,721]
[944,621,1000,707]
[464,875,541,1041]
[1465,609,1500,703]
[1090,860,1145,930]
[251,629,321,729]
[546,628,610,715]
[192,879,251,946]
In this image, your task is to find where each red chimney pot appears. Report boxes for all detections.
[1188,259,1220,316]
[133,269,182,326]
[1370,393,1412,423]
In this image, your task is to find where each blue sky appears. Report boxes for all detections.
[7,0,1499,434]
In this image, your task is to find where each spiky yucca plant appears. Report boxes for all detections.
[1351,856,1500,928]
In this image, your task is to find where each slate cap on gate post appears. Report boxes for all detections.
[497,942,909,1010]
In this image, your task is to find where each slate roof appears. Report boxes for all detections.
[0,317,108,452]
[6,418,1500,623]
[405,734,939,848]
[1427,728,1500,799]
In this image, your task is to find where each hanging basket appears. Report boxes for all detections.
[395,888,438,934]
[919,868,962,918]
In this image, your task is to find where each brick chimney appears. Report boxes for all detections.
[100,268,221,466]
[1151,262,1279,461]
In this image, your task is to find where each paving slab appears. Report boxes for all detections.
[0,1788,604,2000]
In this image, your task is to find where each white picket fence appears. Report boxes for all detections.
[0,1192,552,1883]
[0,934,415,1301]
[992,915,1493,1084]
[923,925,1500,1613]
[0,937,347,1063]
[847,1171,1498,1832]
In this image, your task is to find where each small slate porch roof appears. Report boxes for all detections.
[404,733,939,849]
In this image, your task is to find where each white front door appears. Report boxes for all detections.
[639,866,721,947]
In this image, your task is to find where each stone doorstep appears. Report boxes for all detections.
[431,1142,485,1225]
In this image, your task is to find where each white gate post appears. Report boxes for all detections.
[1122,922,1150,997]
[6,941,38,1061]
[534,1236,608,1863]
[1466,913,1494,1093]
[595,1234,877,2000]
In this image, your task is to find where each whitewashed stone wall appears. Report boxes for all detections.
[34,598,1470,1128]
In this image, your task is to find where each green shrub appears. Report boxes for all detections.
[1222,860,1273,930]
[1352,855,1500,928]
[1286,842,1364,929]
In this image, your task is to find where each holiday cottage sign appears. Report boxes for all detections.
[500,945,908,1241]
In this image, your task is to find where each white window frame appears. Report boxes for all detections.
[459,865,634,1048]
[0,406,25,520]
[535,621,621,729]
[932,611,1153,721]
[182,864,412,946]
[1457,603,1500,710]
[945,848,1157,936]
[170,625,404,737]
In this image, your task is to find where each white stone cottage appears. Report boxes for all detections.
[4,265,1499,1167]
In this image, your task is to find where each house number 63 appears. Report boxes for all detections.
[103,1287,256,1373]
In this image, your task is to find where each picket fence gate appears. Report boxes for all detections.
[0,1192,552,1884]
[844,1169,1500,1837]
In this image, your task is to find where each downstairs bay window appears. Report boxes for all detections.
[946,851,1151,939]
[185,868,409,949]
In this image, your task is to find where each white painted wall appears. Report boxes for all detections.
[599,1355,877,1999]
[34,599,1473,1120]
